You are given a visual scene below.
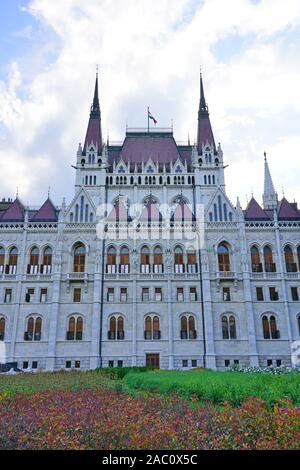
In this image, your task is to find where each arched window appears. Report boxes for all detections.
[73,243,86,273]
[262,315,279,339]
[144,315,161,340]
[25,316,42,341]
[180,315,197,340]
[251,245,262,272]
[0,247,4,274]
[8,247,18,274]
[222,314,237,340]
[141,246,150,274]
[218,243,230,272]
[28,247,39,275]
[153,246,163,273]
[42,247,52,274]
[187,250,197,273]
[0,317,5,341]
[108,315,124,340]
[264,245,276,272]
[120,246,130,273]
[297,246,300,271]
[106,246,117,274]
[174,246,184,273]
[284,245,296,272]
[67,316,83,341]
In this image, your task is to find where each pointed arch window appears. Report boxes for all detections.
[187,250,197,273]
[180,315,197,340]
[25,316,42,341]
[0,317,5,341]
[174,246,184,273]
[0,247,4,274]
[141,246,150,274]
[262,315,279,339]
[264,246,276,272]
[222,314,237,339]
[284,245,296,272]
[73,243,86,273]
[218,243,230,272]
[106,246,117,274]
[7,247,18,275]
[144,315,161,340]
[108,315,125,340]
[67,316,83,341]
[42,247,52,274]
[153,246,163,273]
[28,247,39,274]
[251,245,262,272]
[120,246,130,274]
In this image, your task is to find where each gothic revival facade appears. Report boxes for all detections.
[0,74,300,371]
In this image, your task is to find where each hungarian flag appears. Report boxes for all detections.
[148,109,157,125]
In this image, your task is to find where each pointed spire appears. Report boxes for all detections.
[197,72,217,155]
[263,152,278,210]
[83,72,103,156]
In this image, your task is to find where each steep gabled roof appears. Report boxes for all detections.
[30,198,58,222]
[0,198,24,222]
[244,197,271,220]
[107,199,130,223]
[171,200,195,222]
[139,199,163,223]
[277,198,300,220]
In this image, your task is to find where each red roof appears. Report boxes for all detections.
[0,198,24,222]
[278,198,300,220]
[244,198,271,220]
[30,198,57,222]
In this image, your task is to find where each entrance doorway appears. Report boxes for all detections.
[146,353,160,369]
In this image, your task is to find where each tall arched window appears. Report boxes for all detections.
[67,316,83,341]
[180,315,197,340]
[174,246,184,273]
[28,247,39,274]
[141,246,150,274]
[108,315,125,340]
[25,317,42,341]
[73,243,86,273]
[106,246,117,274]
[284,245,296,272]
[222,314,237,339]
[218,243,230,272]
[262,315,279,339]
[0,317,5,341]
[120,246,130,274]
[187,250,197,273]
[153,246,163,273]
[42,247,52,274]
[0,247,4,274]
[144,315,161,340]
[251,245,262,272]
[7,247,18,274]
[264,245,276,272]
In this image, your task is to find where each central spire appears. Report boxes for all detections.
[83,72,103,156]
[263,152,278,210]
[197,73,216,155]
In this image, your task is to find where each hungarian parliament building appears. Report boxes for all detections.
[0,74,299,371]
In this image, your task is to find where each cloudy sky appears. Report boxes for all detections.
[0,0,300,208]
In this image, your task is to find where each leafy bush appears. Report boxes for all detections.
[95,366,150,380]
[125,370,300,407]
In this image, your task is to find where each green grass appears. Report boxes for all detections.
[0,370,120,397]
[125,369,300,406]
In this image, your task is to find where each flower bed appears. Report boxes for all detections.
[0,388,299,450]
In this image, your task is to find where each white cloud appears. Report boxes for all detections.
[0,0,299,206]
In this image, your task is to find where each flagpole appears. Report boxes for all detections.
[147,106,149,133]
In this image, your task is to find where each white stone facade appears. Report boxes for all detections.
[0,76,299,372]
